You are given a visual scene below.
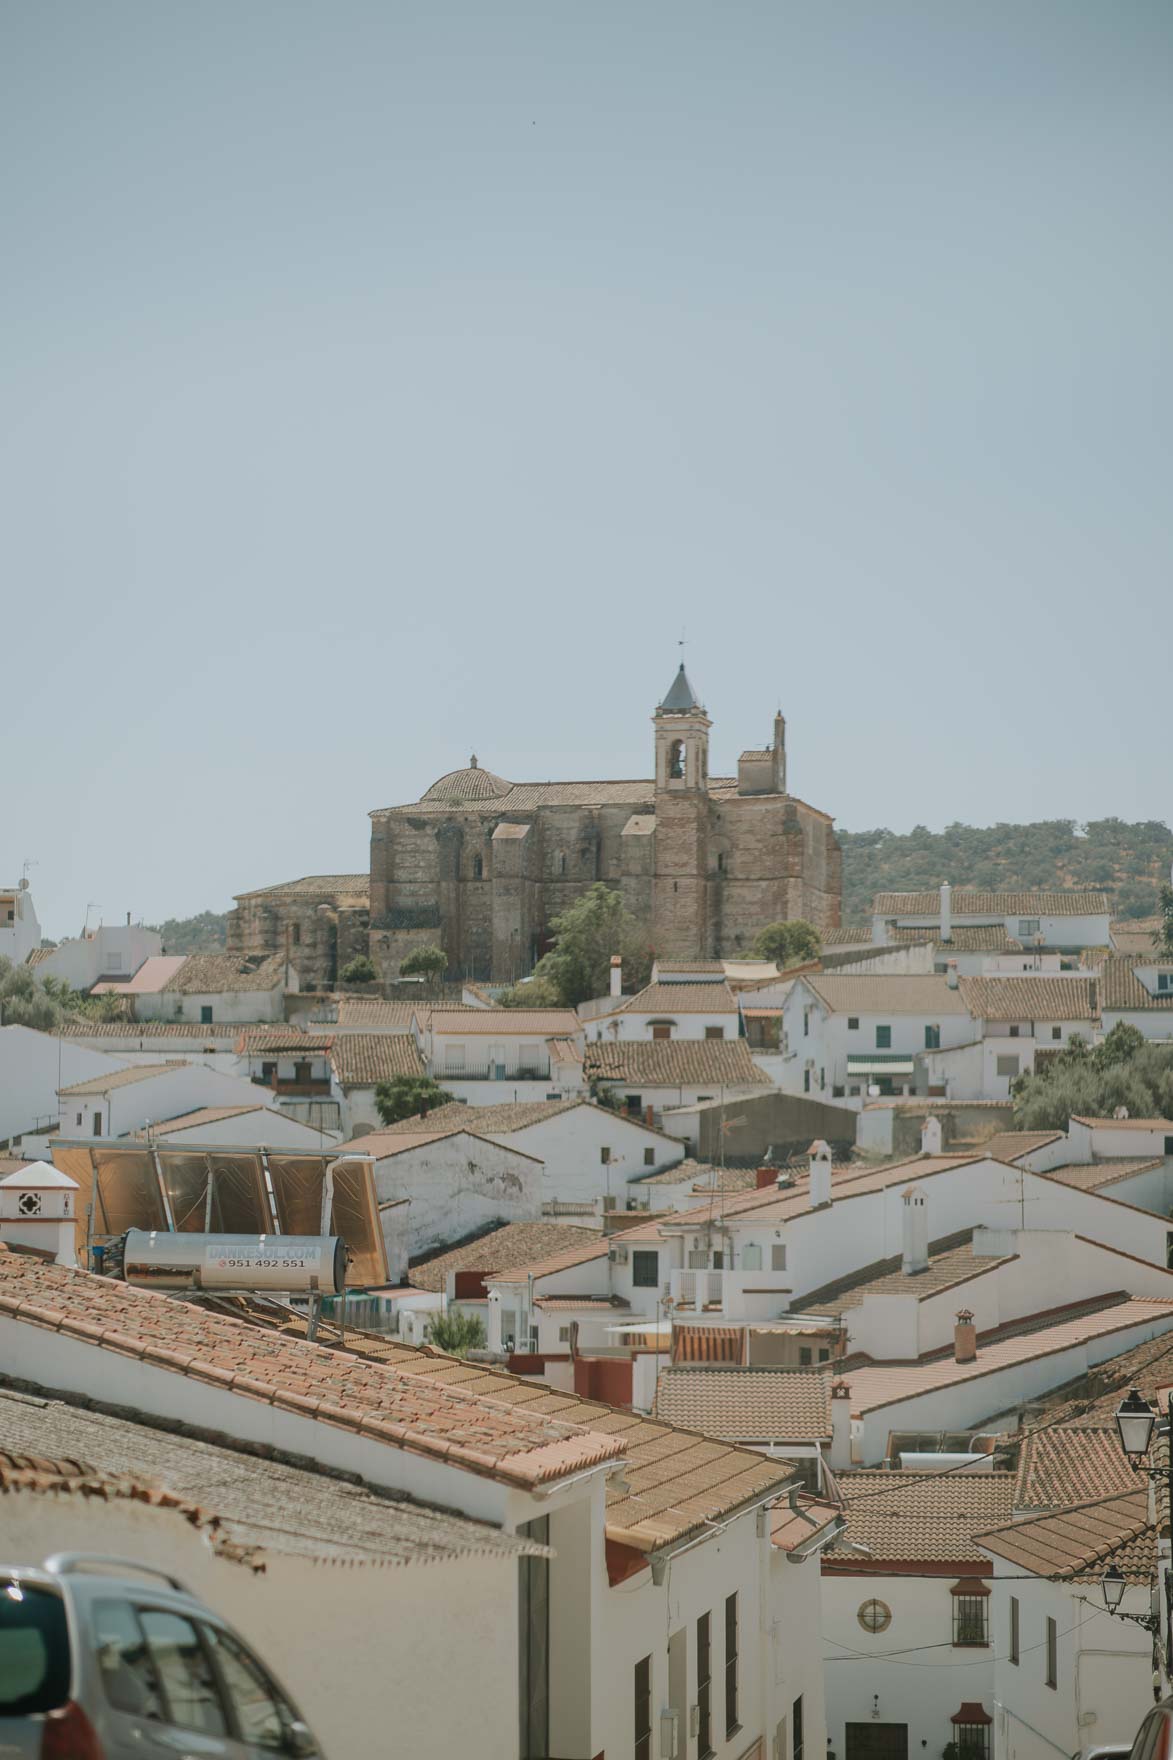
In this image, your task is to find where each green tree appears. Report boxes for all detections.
[145,910,228,953]
[340,954,378,984]
[751,919,821,968]
[399,945,448,992]
[428,1310,486,1357]
[1012,1034,1173,1131]
[0,960,76,1031]
[528,883,651,1007]
[374,1075,455,1125]
[496,975,562,1009]
[1157,885,1173,957]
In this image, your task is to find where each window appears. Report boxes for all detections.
[75,1113,82,1126]
[953,1721,990,1760]
[200,1006,213,1024]
[291,923,301,945]
[138,1608,227,1737]
[792,1694,804,1760]
[293,1060,311,1085]
[996,1055,1019,1078]
[717,852,726,873]
[856,1600,892,1634]
[93,1113,102,1137]
[1018,919,1040,938]
[1046,1616,1057,1687]
[92,1598,165,1719]
[696,1613,712,1759]
[925,1023,940,1050]
[1167,1231,1173,1272]
[1052,1025,1062,1040]
[0,1582,71,1717]
[668,739,685,780]
[473,855,483,879]
[802,1069,811,1093]
[635,1655,652,1760]
[803,1009,810,1037]
[1165,1136,1173,1157]
[632,1250,659,1288]
[1159,975,1173,993]
[652,1023,673,1040]
[818,1348,830,1363]
[724,1594,739,1739]
[558,1325,571,1345]
[261,1061,276,1084]
[952,1593,989,1647]
[518,1516,550,1759]
[203,1625,290,1751]
[847,1016,859,1030]
[799,1347,812,1367]
[876,1025,891,1049]
[557,852,567,876]
[771,1244,786,1270]
[600,1146,611,1164]
[1009,1596,1019,1665]
[704,1025,725,1040]
[1008,1024,1020,1038]
[644,1147,655,1166]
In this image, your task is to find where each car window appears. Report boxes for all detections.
[0,1583,70,1716]
[138,1609,228,1737]
[204,1625,293,1752]
[1130,1713,1163,1760]
[92,1598,165,1720]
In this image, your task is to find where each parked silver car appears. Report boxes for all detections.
[0,1553,320,1760]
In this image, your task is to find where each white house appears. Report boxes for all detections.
[1066,1114,1173,1161]
[132,1103,343,1150]
[927,973,1102,1100]
[1096,953,1173,1040]
[134,951,291,1024]
[0,878,41,965]
[583,1036,772,1126]
[56,1059,283,1141]
[0,1024,128,1148]
[778,974,973,1106]
[0,1248,832,1760]
[584,979,742,1042]
[872,885,1112,953]
[400,1219,607,1344]
[327,1031,427,1135]
[53,1017,246,1072]
[821,1471,1017,1760]
[32,919,163,991]
[420,1007,586,1104]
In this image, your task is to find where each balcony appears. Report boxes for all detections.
[439,1062,552,1082]
[668,1266,791,1320]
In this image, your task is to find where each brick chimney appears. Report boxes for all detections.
[610,954,623,999]
[953,1309,977,1364]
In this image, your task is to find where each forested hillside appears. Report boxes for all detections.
[147,909,228,953]
[839,819,1173,924]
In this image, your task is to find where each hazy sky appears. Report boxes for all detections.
[4,2,1171,939]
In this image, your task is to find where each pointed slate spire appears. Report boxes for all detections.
[659,663,702,713]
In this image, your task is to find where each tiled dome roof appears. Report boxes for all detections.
[420,758,512,803]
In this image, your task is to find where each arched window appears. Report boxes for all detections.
[717,851,726,873]
[557,851,567,876]
[472,854,483,880]
[668,739,685,780]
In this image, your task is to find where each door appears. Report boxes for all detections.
[846,1724,908,1760]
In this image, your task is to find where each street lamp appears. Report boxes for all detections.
[1106,1388,1170,1651]
[1116,1389,1159,1460]
[1102,1567,1127,1613]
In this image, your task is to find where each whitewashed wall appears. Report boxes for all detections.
[370,1130,541,1260]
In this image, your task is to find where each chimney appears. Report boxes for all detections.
[953,1309,977,1364]
[126,910,131,927]
[901,1186,929,1274]
[945,960,959,990]
[610,954,623,998]
[830,1380,853,1469]
[940,882,952,944]
[809,1140,833,1208]
[920,1115,943,1157]
[757,1164,778,1190]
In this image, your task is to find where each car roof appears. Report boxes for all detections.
[3,1560,226,1623]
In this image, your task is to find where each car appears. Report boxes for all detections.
[1077,1746,1135,1760]
[0,1552,321,1759]
[1127,1700,1173,1760]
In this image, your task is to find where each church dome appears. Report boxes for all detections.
[420,756,513,804]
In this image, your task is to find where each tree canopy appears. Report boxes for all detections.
[524,883,652,1008]
[751,920,821,967]
[340,955,378,984]
[374,1075,455,1126]
[427,1310,486,1357]
[145,910,228,953]
[399,945,448,990]
[1011,1023,1173,1130]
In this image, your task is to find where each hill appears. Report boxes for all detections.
[839,818,1173,925]
[146,909,228,953]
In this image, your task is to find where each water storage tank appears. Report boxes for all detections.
[121,1230,347,1296]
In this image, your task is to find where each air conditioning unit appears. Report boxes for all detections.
[610,1244,629,1265]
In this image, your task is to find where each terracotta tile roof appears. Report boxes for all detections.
[1071,1116,1173,1131]
[134,1105,269,1137]
[329,1034,426,1086]
[163,953,287,995]
[1014,1425,1136,1511]
[822,1470,1017,1567]
[957,975,1099,1022]
[25,947,55,967]
[873,891,1110,918]
[91,956,189,996]
[0,1255,625,1491]
[612,982,739,1017]
[1111,919,1164,956]
[818,927,875,947]
[654,961,729,975]
[546,1038,583,1063]
[672,1325,748,1364]
[979,1488,1153,1582]
[583,1038,771,1088]
[335,1000,429,1030]
[1040,1159,1161,1193]
[772,1495,844,1554]
[0,1388,545,1570]
[841,1298,1173,1416]
[408,1222,604,1292]
[972,1130,1064,1163]
[53,1021,242,1041]
[792,1232,1010,1320]
[491,1236,613,1285]
[381,1097,618,1136]
[634,1158,728,1188]
[429,1009,580,1037]
[1097,955,1173,1012]
[888,925,1018,951]
[236,1026,335,1054]
[234,875,370,902]
[339,1126,540,1163]
[654,1368,832,1442]
[58,1062,186,1097]
[801,974,970,1016]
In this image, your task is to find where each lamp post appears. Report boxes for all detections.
[1105,1389,1171,1654]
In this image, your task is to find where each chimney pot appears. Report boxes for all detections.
[610,955,623,999]
[902,1185,929,1274]
[940,882,953,944]
[945,961,959,990]
[953,1309,977,1363]
[808,1140,833,1208]
[920,1115,943,1157]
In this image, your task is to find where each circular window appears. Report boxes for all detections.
[857,1600,892,1634]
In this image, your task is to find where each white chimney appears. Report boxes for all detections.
[945,960,959,990]
[829,1381,853,1469]
[609,954,622,998]
[809,1140,833,1208]
[0,1163,79,1267]
[920,1115,943,1156]
[901,1186,928,1274]
[940,882,952,944]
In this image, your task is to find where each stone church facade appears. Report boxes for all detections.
[366,667,841,983]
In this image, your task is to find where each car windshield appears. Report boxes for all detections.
[0,1582,71,1716]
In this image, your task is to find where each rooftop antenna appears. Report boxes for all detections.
[21,858,37,886]
[84,901,97,934]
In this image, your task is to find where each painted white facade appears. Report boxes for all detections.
[147,1107,342,1149]
[464,1102,684,1210]
[0,1025,129,1146]
[57,1061,281,1141]
[988,1563,1152,1760]
[363,1130,543,1263]
[0,881,42,965]
[872,889,1111,952]
[136,982,287,1023]
[780,977,972,1108]
[33,922,162,990]
[1067,1117,1173,1161]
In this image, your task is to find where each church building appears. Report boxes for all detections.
[366,667,841,982]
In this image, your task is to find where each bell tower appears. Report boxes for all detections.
[653,664,712,957]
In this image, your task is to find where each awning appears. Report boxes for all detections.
[950,1577,991,1597]
[846,1058,915,1077]
[951,1705,992,1727]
